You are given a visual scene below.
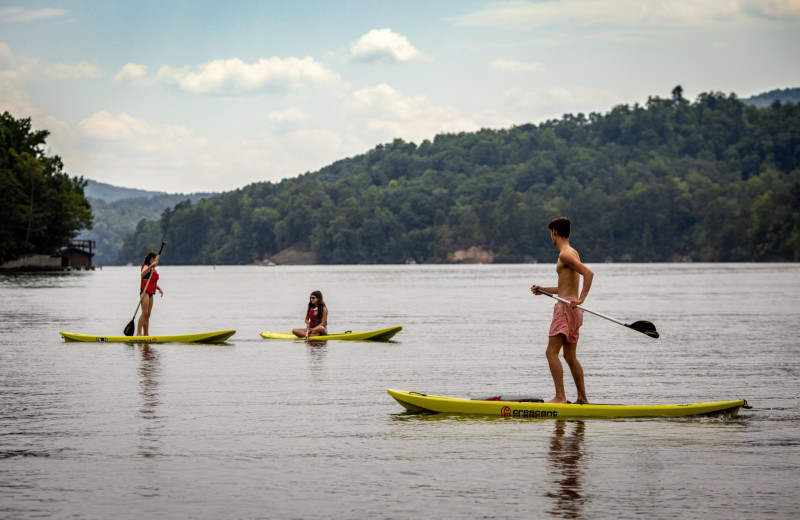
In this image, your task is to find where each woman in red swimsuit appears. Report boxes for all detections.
[137,250,164,336]
[292,290,328,338]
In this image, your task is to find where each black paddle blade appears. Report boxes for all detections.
[627,321,659,339]
[124,320,135,336]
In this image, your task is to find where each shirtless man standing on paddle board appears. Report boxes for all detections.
[531,217,594,404]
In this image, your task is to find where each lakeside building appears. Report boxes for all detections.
[0,239,97,271]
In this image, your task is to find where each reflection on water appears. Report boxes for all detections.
[0,271,85,289]
[136,345,162,459]
[307,341,328,370]
[305,342,328,380]
[546,420,586,519]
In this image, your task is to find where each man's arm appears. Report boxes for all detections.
[531,284,558,295]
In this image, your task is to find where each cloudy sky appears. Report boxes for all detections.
[2,0,798,193]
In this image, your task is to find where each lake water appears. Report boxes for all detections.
[1,263,799,519]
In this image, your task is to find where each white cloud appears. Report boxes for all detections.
[348,83,477,142]
[349,28,430,63]
[64,111,212,189]
[0,43,100,84]
[0,81,38,119]
[113,63,152,84]
[0,45,102,139]
[0,7,68,22]
[77,111,148,141]
[453,0,800,29]
[503,86,621,121]
[490,59,545,72]
[0,41,13,63]
[267,107,308,125]
[746,0,800,21]
[76,111,204,162]
[531,29,667,46]
[235,127,353,179]
[155,56,342,94]
[0,43,37,116]
[0,42,31,78]
[77,111,204,148]
[60,121,359,192]
[267,107,309,135]
[289,128,344,149]
[42,62,103,80]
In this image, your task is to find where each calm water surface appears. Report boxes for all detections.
[1,264,799,519]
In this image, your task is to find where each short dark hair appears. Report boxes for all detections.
[547,217,571,238]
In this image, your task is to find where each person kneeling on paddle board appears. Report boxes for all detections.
[137,251,164,336]
[293,291,328,338]
[531,217,593,405]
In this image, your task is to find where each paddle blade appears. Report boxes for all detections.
[627,320,659,339]
[124,320,135,336]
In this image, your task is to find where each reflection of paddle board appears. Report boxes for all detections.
[260,326,402,342]
[59,330,236,343]
[387,389,748,419]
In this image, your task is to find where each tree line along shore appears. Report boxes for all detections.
[2,86,799,267]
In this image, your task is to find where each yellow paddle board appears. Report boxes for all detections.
[387,389,748,419]
[60,330,236,343]
[260,326,401,342]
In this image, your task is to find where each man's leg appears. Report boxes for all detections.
[546,335,568,403]
[563,342,588,404]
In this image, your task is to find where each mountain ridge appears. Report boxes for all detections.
[80,86,800,265]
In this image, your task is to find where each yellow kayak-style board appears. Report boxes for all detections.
[59,330,236,344]
[260,325,402,342]
[387,389,749,419]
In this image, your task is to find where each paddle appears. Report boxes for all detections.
[532,287,659,338]
[124,242,166,336]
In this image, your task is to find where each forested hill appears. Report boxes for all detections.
[119,87,800,265]
[82,180,217,266]
[743,88,800,108]
[85,180,166,203]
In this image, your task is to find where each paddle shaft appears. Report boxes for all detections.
[532,287,659,338]
[533,288,629,328]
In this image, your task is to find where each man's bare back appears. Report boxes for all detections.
[555,247,582,301]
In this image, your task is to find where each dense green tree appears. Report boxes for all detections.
[116,218,162,264]
[118,88,800,265]
[0,112,92,264]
